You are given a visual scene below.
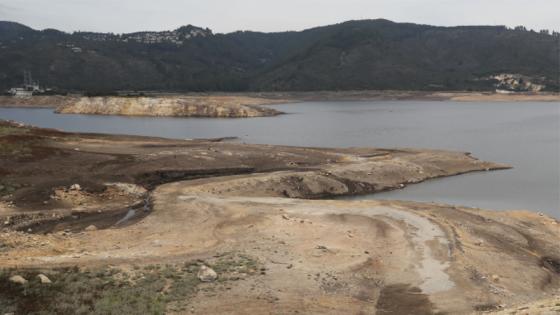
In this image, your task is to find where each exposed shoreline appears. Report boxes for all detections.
[0,91,558,118]
[1,120,559,314]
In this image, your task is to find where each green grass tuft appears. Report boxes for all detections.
[0,253,260,314]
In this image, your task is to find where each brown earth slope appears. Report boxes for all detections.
[0,120,558,314]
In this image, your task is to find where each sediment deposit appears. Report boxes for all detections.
[0,120,558,314]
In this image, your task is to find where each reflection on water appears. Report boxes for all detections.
[1,101,558,216]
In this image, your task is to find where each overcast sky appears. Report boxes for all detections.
[1,0,559,34]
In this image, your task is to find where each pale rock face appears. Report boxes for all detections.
[56,96,282,118]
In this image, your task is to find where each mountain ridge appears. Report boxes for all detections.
[0,19,558,92]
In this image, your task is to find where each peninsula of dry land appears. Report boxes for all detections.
[0,120,558,314]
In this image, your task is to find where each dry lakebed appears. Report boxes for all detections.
[0,118,558,314]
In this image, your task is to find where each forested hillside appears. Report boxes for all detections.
[0,19,558,92]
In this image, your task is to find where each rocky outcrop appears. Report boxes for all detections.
[36,274,52,284]
[197,265,218,282]
[9,275,27,285]
[55,96,285,118]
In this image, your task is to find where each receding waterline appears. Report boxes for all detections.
[1,101,558,216]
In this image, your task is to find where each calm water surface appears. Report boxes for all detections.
[1,101,558,216]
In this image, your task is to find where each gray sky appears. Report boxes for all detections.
[1,0,559,34]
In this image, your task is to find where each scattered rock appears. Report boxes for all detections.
[85,225,98,231]
[281,214,290,220]
[492,274,500,282]
[69,184,81,191]
[197,265,218,282]
[37,274,52,284]
[9,275,28,285]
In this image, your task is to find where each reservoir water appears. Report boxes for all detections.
[1,101,558,217]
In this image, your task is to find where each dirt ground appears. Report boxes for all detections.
[0,120,558,314]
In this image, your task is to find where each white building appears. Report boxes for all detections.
[9,88,34,97]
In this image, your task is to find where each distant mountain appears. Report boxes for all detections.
[0,21,34,38]
[0,19,558,92]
